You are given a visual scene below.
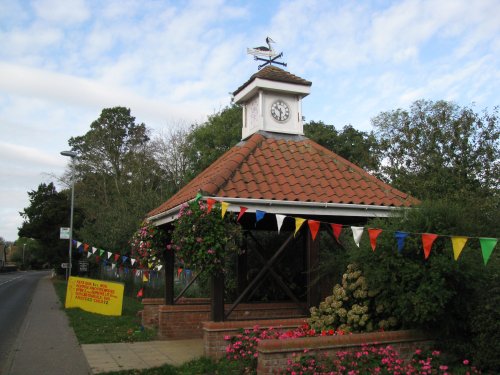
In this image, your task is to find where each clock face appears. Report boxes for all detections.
[270,100,290,122]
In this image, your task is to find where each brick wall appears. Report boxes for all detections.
[203,318,307,359]
[141,298,165,328]
[154,301,307,340]
[256,329,433,374]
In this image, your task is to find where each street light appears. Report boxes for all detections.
[61,150,77,280]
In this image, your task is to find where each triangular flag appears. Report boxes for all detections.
[111,263,116,270]
[114,254,120,262]
[206,198,217,214]
[131,258,136,266]
[157,265,163,271]
[479,238,497,265]
[351,226,364,247]
[87,251,92,258]
[122,255,128,263]
[99,249,105,257]
[76,241,82,249]
[92,247,97,254]
[107,251,113,259]
[194,192,203,202]
[237,207,248,222]
[368,228,383,251]
[255,210,266,223]
[451,236,468,261]
[221,201,229,218]
[294,218,306,236]
[136,288,144,298]
[78,246,83,253]
[177,268,183,278]
[276,214,286,234]
[395,231,409,253]
[72,239,78,246]
[83,243,89,252]
[330,224,342,243]
[143,271,149,282]
[422,233,438,259]
[308,220,321,241]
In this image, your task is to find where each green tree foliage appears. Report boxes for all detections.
[184,105,242,180]
[18,183,80,267]
[373,100,499,200]
[347,199,499,369]
[68,107,165,251]
[304,121,382,172]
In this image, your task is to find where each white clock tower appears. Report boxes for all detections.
[233,66,311,140]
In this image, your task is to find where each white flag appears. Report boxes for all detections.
[351,226,364,247]
[275,214,286,234]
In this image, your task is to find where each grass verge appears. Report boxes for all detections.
[53,278,156,344]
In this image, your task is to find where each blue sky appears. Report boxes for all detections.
[0,0,499,241]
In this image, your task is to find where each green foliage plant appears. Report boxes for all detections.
[308,264,398,333]
[170,200,242,276]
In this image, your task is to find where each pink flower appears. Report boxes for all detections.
[463,359,470,365]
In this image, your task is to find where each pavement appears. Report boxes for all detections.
[2,275,204,374]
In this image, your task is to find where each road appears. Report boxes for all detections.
[0,270,52,366]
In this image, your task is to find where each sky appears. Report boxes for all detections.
[0,0,499,242]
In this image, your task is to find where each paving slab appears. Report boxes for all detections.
[81,339,204,374]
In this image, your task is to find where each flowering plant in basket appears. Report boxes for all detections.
[170,199,242,276]
[130,220,166,269]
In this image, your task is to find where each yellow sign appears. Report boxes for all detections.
[65,276,124,316]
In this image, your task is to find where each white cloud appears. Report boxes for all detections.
[33,0,90,25]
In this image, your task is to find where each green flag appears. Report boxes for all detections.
[479,238,497,265]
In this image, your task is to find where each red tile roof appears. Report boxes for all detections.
[233,66,312,96]
[147,132,419,218]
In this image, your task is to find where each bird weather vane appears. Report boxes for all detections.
[247,37,287,70]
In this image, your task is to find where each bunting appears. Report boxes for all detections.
[107,251,113,259]
[206,198,217,214]
[255,210,266,223]
[351,226,364,247]
[221,201,229,218]
[308,220,321,241]
[451,236,468,261]
[294,218,306,236]
[136,288,144,298]
[275,214,286,234]
[422,233,438,259]
[114,254,120,262]
[479,238,497,265]
[331,224,343,243]
[395,231,409,253]
[237,206,248,222]
[368,228,383,251]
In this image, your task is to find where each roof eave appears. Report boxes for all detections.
[148,196,411,226]
[234,78,311,103]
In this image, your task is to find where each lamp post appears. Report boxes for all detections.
[61,150,77,280]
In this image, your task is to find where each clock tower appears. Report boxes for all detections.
[233,66,311,140]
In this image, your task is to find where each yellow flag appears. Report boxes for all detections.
[221,201,229,218]
[294,218,306,236]
[451,236,468,260]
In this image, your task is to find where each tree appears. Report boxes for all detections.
[68,107,165,251]
[18,183,79,267]
[184,105,242,180]
[372,100,499,200]
[304,121,382,172]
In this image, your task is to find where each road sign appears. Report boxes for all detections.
[61,263,71,269]
[60,227,71,239]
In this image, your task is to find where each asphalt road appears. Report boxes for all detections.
[0,270,51,367]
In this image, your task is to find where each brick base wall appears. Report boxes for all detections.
[256,329,433,374]
[141,298,165,328]
[203,318,308,359]
[153,302,307,340]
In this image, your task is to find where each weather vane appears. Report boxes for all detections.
[247,37,287,70]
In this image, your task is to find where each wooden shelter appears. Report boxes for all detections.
[147,66,418,323]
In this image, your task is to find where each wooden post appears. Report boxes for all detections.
[164,248,174,305]
[307,225,321,308]
[237,232,248,295]
[211,272,225,321]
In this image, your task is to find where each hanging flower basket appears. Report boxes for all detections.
[130,220,166,269]
[170,199,242,276]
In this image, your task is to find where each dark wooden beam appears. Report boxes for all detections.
[164,248,174,305]
[211,273,225,321]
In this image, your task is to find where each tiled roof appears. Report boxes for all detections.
[147,132,419,218]
[233,66,312,96]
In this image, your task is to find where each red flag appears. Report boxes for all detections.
[114,253,120,262]
[95,255,100,263]
[136,288,144,298]
[206,198,217,213]
[308,220,321,241]
[237,206,248,222]
[368,228,383,251]
[83,243,89,252]
[422,233,438,259]
[177,267,183,278]
[331,224,342,243]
